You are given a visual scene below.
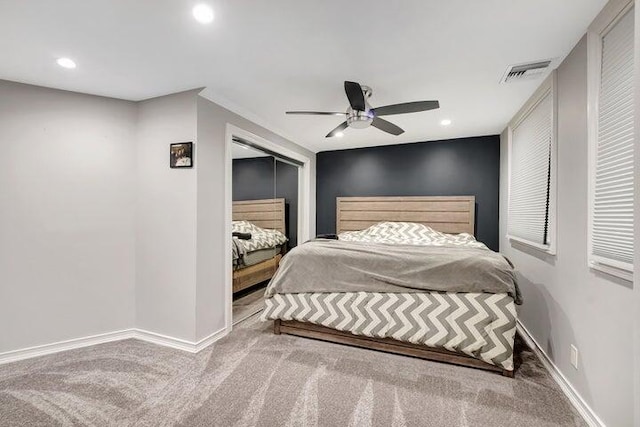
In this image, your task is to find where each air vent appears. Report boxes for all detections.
[501,60,552,83]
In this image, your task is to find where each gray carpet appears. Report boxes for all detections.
[0,316,586,427]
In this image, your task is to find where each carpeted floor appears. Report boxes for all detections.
[0,315,586,427]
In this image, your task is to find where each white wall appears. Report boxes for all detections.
[135,90,199,342]
[195,95,316,341]
[135,91,316,343]
[0,80,137,352]
[0,82,314,353]
[500,36,635,426]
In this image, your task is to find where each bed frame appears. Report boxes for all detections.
[336,195,475,235]
[233,198,286,294]
[273,196,513,377]
[274,320,510,376]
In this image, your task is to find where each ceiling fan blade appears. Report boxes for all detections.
[371,117,404,136]
[326,121,349,138]
[286,111,347,116]
[373,100,440,116]
[344,81,366,111]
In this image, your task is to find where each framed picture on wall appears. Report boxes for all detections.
[170,142,193,168]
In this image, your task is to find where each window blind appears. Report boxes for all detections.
[508,91,553,246]
[591,7,635,269]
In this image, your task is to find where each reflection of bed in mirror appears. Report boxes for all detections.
[232,153,299,248]
[232,198,286,294]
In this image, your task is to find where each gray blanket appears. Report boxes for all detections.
[265,239,521,304]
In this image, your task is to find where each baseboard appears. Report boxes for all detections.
[194,328,228,352]
[0,326,228,365]
[133,327,228,353]
[0,329,136,365]
[516,320,605,427]
[133,329,198,353]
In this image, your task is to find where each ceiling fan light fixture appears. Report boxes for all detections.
[347,109,374,129]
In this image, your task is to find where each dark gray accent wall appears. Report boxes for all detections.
[233,157,299,247]
[275,160,298,247]
[233,157,275,201]
[316,135,500,251]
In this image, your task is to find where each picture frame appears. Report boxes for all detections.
[170,142,193,168]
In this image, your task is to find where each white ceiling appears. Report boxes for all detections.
[0,0,606,152]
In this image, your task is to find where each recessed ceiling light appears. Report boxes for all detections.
[335,132,344,138]
[193,4,214,24]
[440,119,452,126]
[56,57,76,69]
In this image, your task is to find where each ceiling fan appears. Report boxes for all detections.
[286,81,440,138]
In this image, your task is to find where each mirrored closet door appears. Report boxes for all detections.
[231,139,300,324]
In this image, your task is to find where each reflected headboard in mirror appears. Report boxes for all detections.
[336,196,475,235]
[233,198,286,234]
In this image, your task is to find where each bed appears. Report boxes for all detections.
[261,196,519,377]
[232,198,287,294]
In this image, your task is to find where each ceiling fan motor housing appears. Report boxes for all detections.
[347,85,373,129]
[347,108,374,128]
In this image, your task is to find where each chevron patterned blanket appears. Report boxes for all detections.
[232,221,288,265]
[339,221,489,250]
[262,291,517,370]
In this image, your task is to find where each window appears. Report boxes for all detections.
[588,3,635,281]
[507,74,556,253]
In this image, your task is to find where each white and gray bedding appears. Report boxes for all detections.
[261,291,517,370]
[265,239,520,302]
[339,221,489,249]
[232,221,287,268]
[262,221,520,370]
[241,247,280,268]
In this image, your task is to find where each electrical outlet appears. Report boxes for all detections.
[570,345,579,370]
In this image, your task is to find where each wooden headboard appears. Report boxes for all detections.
[233,198,286,233]
[336,196,475,235]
